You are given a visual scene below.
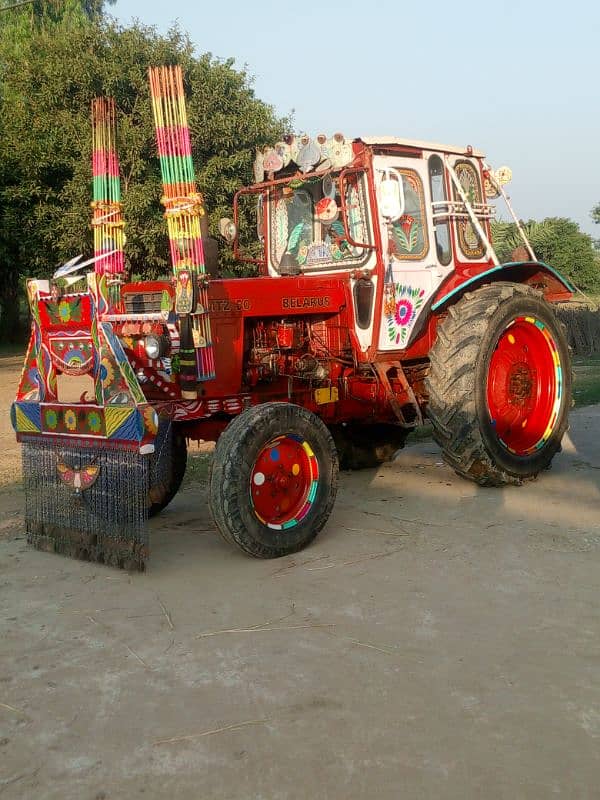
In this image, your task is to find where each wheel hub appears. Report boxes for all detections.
[250,434,319,529]
[507,362,534,402]
[486,316,562,455]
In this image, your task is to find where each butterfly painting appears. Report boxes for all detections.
[57,460,101,495]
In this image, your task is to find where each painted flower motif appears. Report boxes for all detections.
[399,214,415,236]
[64,409,77,431]
[45,408,58,430]
[394,298,414,327]
[386,284,426,345]
[100,356,115,388]
[87,411,102,433]
[392,214,419,254]
[58,300,72,323]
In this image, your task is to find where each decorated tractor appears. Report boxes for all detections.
[11,67,573,569]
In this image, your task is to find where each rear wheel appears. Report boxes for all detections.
[426,283,571,485]
[209,403,338,558]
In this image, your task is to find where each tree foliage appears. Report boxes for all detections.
[491,218,600,292]
[0,13,286,341]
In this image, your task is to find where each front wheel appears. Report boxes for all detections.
[148,426,187,517]
[209,403,339,558]
[426,283,572,486]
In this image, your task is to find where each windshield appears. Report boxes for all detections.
[268,172,371,272]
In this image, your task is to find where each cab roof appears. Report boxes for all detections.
[357,136,485,158]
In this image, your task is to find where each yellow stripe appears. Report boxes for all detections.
[15,405,40,433]
[302,441,314,458]
[104,406,133,438]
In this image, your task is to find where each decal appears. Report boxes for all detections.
[208,299,251,313]
[282,296,331,309]
[44,297,83,325]
[392,214,419,253]
[57,460,101,495]
[384,283,426,346]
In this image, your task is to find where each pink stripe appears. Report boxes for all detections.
[155,126,192,157]
[92,150,103,176]
[92,150,120,178]
[105,252,125,276]
[107,152,120,178]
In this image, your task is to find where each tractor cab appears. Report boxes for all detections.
[226,135,560,358]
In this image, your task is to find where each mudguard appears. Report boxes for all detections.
[431,261,574,312]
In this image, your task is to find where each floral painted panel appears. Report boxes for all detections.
[453,160,485,259]
[388,171,429,261]
[383,283,426,346]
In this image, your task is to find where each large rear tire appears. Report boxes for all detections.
[426,283,571,486]
[209,403,339,558]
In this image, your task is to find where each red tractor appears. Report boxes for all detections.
[204,137,573,557]
[11,110,573,567]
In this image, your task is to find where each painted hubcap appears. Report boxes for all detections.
[486,316,562,455]
[250,434,319,530]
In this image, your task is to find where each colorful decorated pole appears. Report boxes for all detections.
[148,65,215,398]
[91,97,125,311]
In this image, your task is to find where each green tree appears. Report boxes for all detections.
[0,16,286,342]
[591,202,600,226]
[0,0,114,342]
[491,218,600,292]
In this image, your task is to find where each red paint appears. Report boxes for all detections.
[250,435,316,527]
[486,317,559,455]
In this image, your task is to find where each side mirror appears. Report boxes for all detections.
[218,217,237,244]
[379,168,405,221]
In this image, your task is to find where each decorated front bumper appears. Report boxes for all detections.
[10,274,159,570]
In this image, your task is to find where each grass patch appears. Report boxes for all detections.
[183,451,213,487]
[405,422,434,445]
[573,353,600,407]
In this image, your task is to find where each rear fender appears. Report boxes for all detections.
[431,261,574,312]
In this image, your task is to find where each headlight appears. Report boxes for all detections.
[144,334,168,360]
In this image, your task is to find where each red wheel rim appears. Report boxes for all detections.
[250,434,320,529]
[486,316,563,455]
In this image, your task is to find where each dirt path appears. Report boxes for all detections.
[1,355,600,799]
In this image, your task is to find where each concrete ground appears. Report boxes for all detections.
[1,355,599,799]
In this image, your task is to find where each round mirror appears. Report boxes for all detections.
[218,217,237,244]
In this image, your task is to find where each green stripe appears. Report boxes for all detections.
[158,154,195,186]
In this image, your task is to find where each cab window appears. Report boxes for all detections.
[269,173,371,272]
[388,170,429,260]
[453,160,485,259]
[428,155,452,266]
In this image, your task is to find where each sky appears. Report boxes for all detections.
[111,0,600,237]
